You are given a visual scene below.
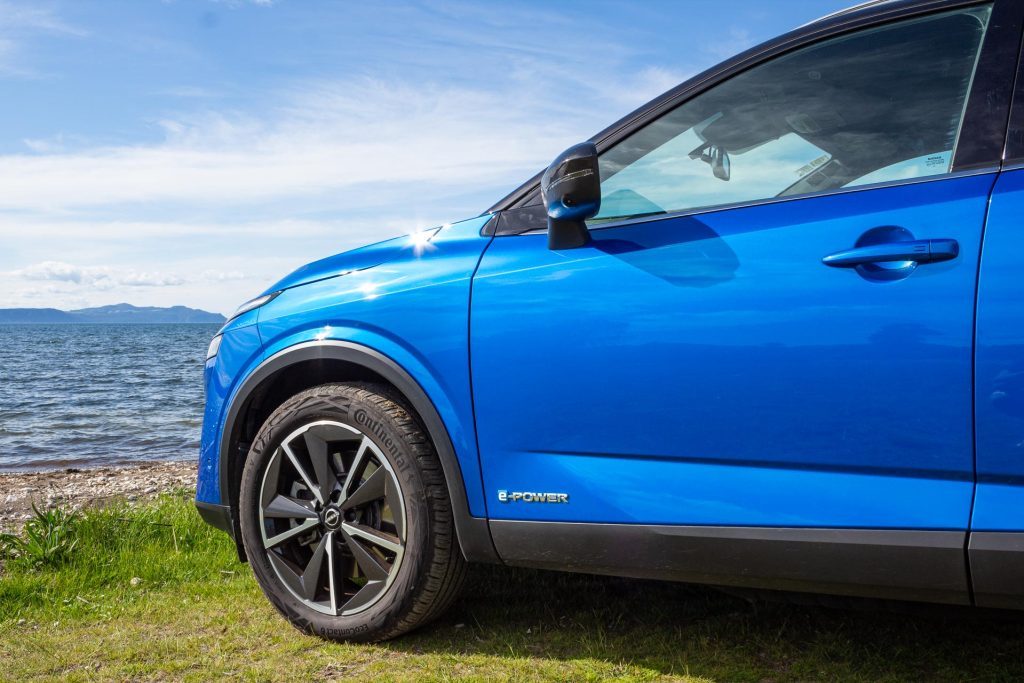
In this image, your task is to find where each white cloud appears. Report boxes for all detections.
[22,132,66,153]
[0,2,85,37]
[0,2,85,76]
[118,272,186,287]
[12,261,184,288]
[15,261,86,283]
[0,77,602,213]
[200,269,247,282]
[0,36,29,77]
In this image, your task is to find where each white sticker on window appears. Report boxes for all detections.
[796,154,831,177]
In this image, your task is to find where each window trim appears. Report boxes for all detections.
[953,0,1024,169]
[484,0,1021,236]
[1000,0,1024,165]
[501,165,999,238]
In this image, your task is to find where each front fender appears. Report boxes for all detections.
[215,215,496,561]
[217,338,497,562]
[257,215,492,513]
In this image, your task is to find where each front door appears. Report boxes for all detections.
[472,4,999,537]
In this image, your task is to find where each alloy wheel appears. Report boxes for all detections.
[257,419,406,615]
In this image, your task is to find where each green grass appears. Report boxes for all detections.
[2,494,1024,682]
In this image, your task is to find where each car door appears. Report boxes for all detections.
[471,3,1018,601]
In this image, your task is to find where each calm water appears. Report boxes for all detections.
[0,324,219,471]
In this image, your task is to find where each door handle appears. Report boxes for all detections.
[822,239,959,268]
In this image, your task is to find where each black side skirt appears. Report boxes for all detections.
[969,532,1024,609]
[490,521,970,605]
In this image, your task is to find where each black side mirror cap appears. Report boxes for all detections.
[541,142,601,250]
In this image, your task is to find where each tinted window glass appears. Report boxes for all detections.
[595,6,992,222]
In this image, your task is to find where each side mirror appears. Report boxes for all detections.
[541,142,601,249]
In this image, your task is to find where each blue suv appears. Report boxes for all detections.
[196,0,1024,640]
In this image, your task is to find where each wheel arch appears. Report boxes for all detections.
[219,340,498,564]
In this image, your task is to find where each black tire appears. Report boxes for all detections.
[238,382,467,642]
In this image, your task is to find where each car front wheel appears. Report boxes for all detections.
[238,382,466,641]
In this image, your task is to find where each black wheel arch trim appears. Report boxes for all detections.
[217,339,499,564]
[195,500,233,535]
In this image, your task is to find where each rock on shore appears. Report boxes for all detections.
[0,461,196,531]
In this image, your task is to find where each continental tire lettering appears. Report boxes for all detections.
[318,624,369,638]
[352,408,407,470]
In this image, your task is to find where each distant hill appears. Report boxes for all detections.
[0,304,225,324]
[0,308,75,323]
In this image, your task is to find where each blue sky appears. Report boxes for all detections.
[0,0,849,314]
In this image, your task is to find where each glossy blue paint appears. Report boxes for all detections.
[471,174,994,528]
[261,228,442,294]
[197,216,494,514]
[196,309,263,504]
[972,168,1024,531]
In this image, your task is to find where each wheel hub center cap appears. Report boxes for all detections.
[321,506,342,530]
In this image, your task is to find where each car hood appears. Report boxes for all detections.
[261,226,443,294]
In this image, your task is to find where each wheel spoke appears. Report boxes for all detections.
[342,526,390,581]
[260,450,282,507]
[303,430,336,504]
[341,521,402,554]
[266,532,328,602]
[344,580,385,613]
[299,533,329,601]
[340,437,372,502]
[264,517,319,549]
[325,531,339,614]
[340,466,387,511]
[263,494,318,520]
[282,442,325,505]
[267,547,305,597]
[386,475,404,540]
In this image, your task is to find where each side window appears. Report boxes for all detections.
[595,5,992,223]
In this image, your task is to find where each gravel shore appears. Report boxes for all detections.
[0,461,196,531]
